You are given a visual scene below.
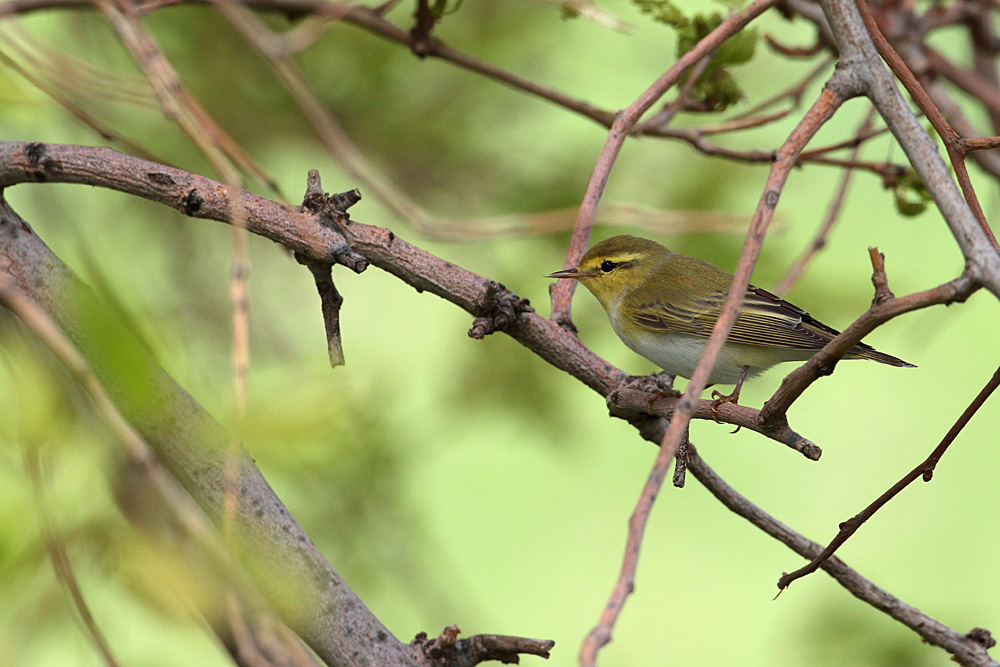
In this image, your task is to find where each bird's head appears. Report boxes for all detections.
[548,235,671,309]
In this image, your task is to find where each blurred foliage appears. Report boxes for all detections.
[891,168,934,217]
[1,0,999,666]
[634,0,690,28]
[634,1,758,110]
[676,13,757,111]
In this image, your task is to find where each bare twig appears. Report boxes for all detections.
[635,54,715,133]
[777,362,1000,590]
[684,445,998,667]
[764,33,825,57]
[762,258,977,429]
[95,0,257,544]
[95,0,280,195]
[0,42,166,164]
[731,57,832,119]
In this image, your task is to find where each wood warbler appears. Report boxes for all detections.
[549,235,913,401]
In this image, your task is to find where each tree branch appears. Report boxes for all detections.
[776,362,1000,590]
[0,193,424,666]
[817,0,1000,296]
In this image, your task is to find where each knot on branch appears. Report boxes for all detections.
[552,315,578,335]
[301,170,368,272]
[966,627,997,649]
[23,142,63,182]
[468,280,533,339]
[412,625,555,665]
[302,169,361,220]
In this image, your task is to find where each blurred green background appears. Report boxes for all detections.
[1,1,998,665]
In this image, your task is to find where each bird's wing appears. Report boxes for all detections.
[727,285,842,350]
[626,281,842,351]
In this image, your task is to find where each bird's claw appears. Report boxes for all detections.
[709,365,749,432]
[710,389,740,423]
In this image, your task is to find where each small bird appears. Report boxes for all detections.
[549,235,913,405]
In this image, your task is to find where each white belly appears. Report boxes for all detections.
[610,314,809,385]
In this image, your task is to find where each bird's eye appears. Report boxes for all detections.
[600,260,618,273]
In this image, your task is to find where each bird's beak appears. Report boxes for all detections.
[548,267,582,279]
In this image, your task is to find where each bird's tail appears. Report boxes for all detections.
[848,343,915,368]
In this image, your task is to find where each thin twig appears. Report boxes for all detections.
[97,0,255,542]
[96,0,280,195]
[635,54,715,133]
[684,445,998,667]
[761,265,978,428]
[0,43,166,164]
[690,110,793,135]
[777,362,1000,590]
[731,57,833,119]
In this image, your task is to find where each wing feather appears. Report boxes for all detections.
[624,273,844,352]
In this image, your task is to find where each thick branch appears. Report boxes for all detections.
[818,0,1000,296]
[0,195,422,666]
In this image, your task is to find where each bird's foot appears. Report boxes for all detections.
[709,365,750,431]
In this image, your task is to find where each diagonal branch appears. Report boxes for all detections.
[761,263,976,426]
[817,0,1000,297]
[580,68,851,665]
[684,444,998,667]
[777,362,1000,590]
[0,194,424,666]
[0,141,826,446]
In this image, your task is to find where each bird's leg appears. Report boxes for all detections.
[710,365,750,422]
